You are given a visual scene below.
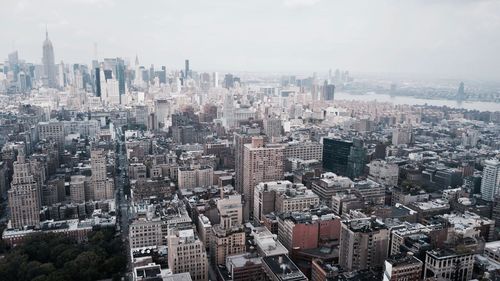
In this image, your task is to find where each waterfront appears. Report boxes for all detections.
[336,92,500,112]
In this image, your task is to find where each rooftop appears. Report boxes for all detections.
[386,254,423,267]
[262,255,306,281]
[411,199,450,210]
[440,211,494,234]
[344,217,387,233]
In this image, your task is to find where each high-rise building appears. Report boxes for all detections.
[222,93,235,128]
[185,59,190,79]
[217,194,243,226]
[322,80,335,101]
[94,66,101,97]
[480,159,500,201]
[347,138,367,179]
[70,175,86,203]
[224,73,234,88]
[116,58,126,98]
[42,29,57,88]
[457,82,465,101]
[8,153,41,229]
[168,228,208,281]
[392,126,414,146]
[91,149,114,200]
[339,218,390,272]
[155,99,170,129]
[242,137,284,221]
[234,126,261,194]
[322,138,352,176]
[212,72,218,88]
[8,51,19,77]
[18,71,28,92]
[210,220,246,266]
[263,116,282,139]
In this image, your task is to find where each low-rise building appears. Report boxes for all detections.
[383,254,423,281]
[423,249,474,281]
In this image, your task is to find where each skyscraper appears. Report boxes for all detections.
[8,151,41,229]
[480,159,500,201]
[91,149,114,200]
[94,66,101,97]
[8,51,19,81]
[234,126,261,194]
[42,28,57,88]
[242,137,284,221]
[457,81,465,101]
[185,59,190,79]
[224,73,234,88]
[322,80,335,101]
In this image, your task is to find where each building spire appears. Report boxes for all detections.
[45,24,48,40]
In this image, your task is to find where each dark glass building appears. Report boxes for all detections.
[94,67,101,97]
[347,138,367,179]
[322,138,352,176]
[117,58,126,97]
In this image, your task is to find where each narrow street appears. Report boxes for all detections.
[115,130,131,280]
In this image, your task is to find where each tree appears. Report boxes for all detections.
[0,229,126,281]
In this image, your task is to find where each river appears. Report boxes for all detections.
[335,92,500,112]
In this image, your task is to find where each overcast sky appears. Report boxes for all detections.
[2,0,500,80]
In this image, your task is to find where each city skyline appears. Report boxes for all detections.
[2,0,500,81]
[0,1,500,281]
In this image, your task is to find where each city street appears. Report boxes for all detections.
[115,133,132,280]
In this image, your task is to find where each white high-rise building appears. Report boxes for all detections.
[222,93,234,128]
[91,149,114,200]
[103,78,120,105]
[58,61,65,88]
[212,72,218,88]
[481,159,500,201]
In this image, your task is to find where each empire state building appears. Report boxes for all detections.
[42,29,56,88]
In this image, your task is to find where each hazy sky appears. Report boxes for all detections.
[2,0,500,80]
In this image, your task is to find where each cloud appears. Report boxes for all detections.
[69,0,115,7]
[283,0,322,8]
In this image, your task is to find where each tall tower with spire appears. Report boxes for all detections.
[42,27,57,88]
